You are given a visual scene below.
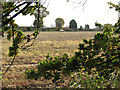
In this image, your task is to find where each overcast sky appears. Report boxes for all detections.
[15,0,120,28]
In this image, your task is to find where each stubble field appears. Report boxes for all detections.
[1,31,102,88]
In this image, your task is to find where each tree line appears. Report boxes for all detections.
[20,18,108,32]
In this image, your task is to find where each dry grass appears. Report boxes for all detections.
[1,31,102,88]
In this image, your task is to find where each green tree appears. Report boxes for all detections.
[69,19,77,29]
[33,4,49,28]
[79,25,83,31]
[84,24,89,30]
[55,18,65,31]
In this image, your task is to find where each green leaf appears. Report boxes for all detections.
[78,43,85,50]
[83,39,88,44]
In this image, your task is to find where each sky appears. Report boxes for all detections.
[14,0,120,28]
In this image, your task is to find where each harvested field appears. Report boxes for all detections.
[1,31,102,88]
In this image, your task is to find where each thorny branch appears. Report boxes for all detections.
[0,54,17,76]
[2,2,15,14]
[19,34,37,49]
[2,2,27,19]
[2,2,32,27]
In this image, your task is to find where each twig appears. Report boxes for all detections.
[25,37,36,48]
[2,2,32,27]
[0,17,17,76]
[0,54,16,76]
[46,0,50,10]
[20,37,36,49]
[41,0,47,6]
[2,2,27,19]
[71,0,82,4]
[19,32,38,49]
[72,0,87,10]
[2,2,15,14]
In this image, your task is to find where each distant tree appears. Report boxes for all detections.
[69,19,77,29]
[79,25,83,30]
[84,24,90,30]
[33,18,44,28]
[55,18,65,31]
[33,4,49,29]
[27,27,32,31]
